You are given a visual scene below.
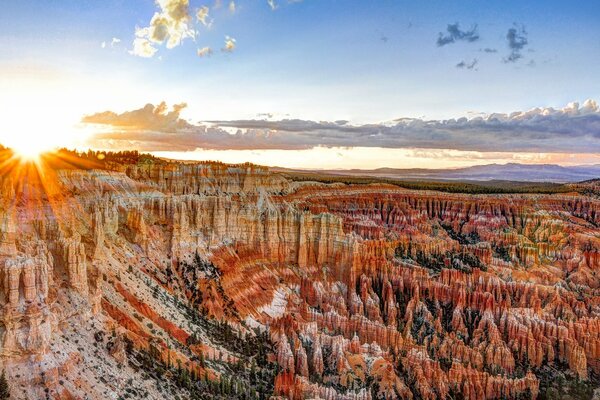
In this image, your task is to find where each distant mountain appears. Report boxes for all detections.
[274,163,600,183]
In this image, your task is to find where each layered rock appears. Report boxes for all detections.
[1,157,599,399]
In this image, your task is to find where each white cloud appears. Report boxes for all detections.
[196,5,211,26]
[83,102,190,131]
[129,0,299,58]
[102,38,121,50]
[130,37,158,58]
[223,36,236,52]
[131,0,194,57]
[197,46,213,57]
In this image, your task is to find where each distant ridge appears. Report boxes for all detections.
[273,163,600,183]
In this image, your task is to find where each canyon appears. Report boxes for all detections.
[0,153,599,399]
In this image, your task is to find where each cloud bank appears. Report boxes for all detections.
[83,100,600,153]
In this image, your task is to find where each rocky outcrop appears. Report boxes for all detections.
[123,162,290,195]
[0,242,55,356]
[1,157,599,399]
[56,233,88,295]
[0,213,17,257]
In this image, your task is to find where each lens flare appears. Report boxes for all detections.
[9,142,52,162]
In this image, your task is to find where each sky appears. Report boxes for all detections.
[1,0,600,169]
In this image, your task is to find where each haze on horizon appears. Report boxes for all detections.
[1,0,599,169]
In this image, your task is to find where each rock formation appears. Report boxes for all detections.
[0,155,598,399]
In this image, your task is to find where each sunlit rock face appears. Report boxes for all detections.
[0,157,599,399]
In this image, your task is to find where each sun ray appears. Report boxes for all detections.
[0,148,105,244]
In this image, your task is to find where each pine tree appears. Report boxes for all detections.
[199,350,205,367]
[0,370,10,400]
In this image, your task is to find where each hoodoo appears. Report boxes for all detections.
[0,154,598,399]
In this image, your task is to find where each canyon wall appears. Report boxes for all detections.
[0,161,598,399]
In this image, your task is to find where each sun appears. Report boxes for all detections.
[8,139,54,162]
[0,93,97,163]
[1,113,77,162]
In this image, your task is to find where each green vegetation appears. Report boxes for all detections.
[52,149,165,170]
[126,251,278,399]
[492,243,512,262]
[394,242,413,260]
[0,370,9,400]
[410,308,436,345]
[537,368,597,400]
[395,244,486,273]
[418,249,486,273]
[440,223,480,245]
[49,148,263,172]
[176,252,240,320]
[125,329,277,400]
[122,289,277,400]
[280,171,575,194]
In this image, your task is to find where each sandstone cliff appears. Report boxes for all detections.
[0,157,598,399]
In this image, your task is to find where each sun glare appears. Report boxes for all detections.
[0,105,90,162]
[10,141,52,161]
[4,133,57,162]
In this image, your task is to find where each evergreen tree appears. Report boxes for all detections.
[0,370,10,400]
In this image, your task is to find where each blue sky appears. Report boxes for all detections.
[1,1,600,168]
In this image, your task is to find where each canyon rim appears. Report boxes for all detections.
[1,1,600,399]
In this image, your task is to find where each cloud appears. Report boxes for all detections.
[504,25,528,63]
[131,0,194,57]
[83,102,192,131]
[196,5,211,27]
[83,100,600,154]
[437,23,479,46]
[129,0,299,57]
[456,59,478,70]
[130,38,158,58]
[223,36,236,52]
[102,37,122,49]
[197,46,213,57]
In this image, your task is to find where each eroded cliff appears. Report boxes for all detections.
[0,157,599,399]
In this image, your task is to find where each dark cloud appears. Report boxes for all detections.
[84,100,600,154]
[504,25,528,63]
[437,23,480,47]
[456,59,478,70]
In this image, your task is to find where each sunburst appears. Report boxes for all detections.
[0,147,104,204]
